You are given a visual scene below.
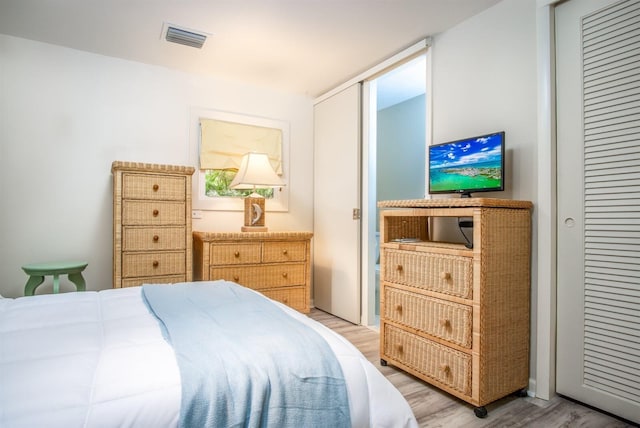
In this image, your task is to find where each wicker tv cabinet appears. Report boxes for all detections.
[378,198,532,418]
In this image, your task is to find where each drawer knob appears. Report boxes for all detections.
[440,272,451,280]
[153,209,159,217]
[282,272,288,278]
[396,264,403,272]
[440,364,451,374]
[152,261,159,268]
[152,184,159,191]
[395,304,403,313]
[153,235,159,242]
[282,249,288,255]
[396,344,403,354]
[234,251,240,258]
[440,319,451,328]
[233,275,239,281]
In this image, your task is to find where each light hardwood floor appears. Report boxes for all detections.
[308,308,638,428]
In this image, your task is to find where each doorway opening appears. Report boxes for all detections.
[364,54,427,327]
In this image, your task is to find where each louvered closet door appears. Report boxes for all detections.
[556,0,640,423]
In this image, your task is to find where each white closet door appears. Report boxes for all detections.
[556,0,640,423]
[313,84,361,324]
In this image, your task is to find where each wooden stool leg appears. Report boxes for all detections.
[68,272,86,292]
[24,275,45,296]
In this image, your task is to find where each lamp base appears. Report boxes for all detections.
[241,225,268,232]
[242,197,266,232]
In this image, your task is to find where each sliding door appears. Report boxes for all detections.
[313,84,362,324]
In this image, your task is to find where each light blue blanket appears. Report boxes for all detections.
[142,281,351,428]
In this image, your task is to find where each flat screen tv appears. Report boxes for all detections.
[428,131,505,198]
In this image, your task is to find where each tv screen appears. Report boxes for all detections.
[428,131,505,197]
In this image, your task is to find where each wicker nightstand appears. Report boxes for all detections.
[193,231,313,313]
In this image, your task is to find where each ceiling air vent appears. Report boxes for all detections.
[164,24,207,49]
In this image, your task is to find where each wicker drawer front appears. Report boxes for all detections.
[384,286,472,348]
[261,286,307,312]
[383,324,472,396]
[193,231,313,314]
[123,174,186,201]
[122,201,186,225]
[121,274,186,288]
[384,249,472,299]
[210,243,262,265]
[123,227,186,251]
[123,251,186,277]
[210,263,306,289]
[262,241,307,263]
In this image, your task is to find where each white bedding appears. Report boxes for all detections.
[0,286,417,428]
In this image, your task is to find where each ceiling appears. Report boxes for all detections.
[0,0,501,98]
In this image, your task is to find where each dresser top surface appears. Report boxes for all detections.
[378,198,532,210]
[194,231,313,242]
[112,160,195,175]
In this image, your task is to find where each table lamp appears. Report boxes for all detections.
[229,152,285,232]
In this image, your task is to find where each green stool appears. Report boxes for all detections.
[22,261,88,296]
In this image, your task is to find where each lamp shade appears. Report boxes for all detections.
[229,152,285,190]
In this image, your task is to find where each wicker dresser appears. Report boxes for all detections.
[378,198,532,418]
[193,231,313,313]
[112,161,195,288]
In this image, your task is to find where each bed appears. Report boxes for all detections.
[0,280,417,428]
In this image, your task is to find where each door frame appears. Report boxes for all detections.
[535,0,562,401]
[361,78,377,327]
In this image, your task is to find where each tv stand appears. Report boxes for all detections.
[378,197,532,417]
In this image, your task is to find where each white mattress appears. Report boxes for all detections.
[0,287,417,428]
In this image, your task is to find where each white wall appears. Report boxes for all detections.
[0,35,314,298]
[430,0,540,390]
[377,94,426,204]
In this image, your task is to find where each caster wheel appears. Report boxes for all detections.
[380,359,388,366]
[474,406,488,418]
[514,388,528,397]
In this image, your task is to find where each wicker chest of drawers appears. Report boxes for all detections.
[112,161,195,288]
[193,231,313,313]
[378,198,532,417]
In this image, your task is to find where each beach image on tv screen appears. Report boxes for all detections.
[429,134,502,192]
